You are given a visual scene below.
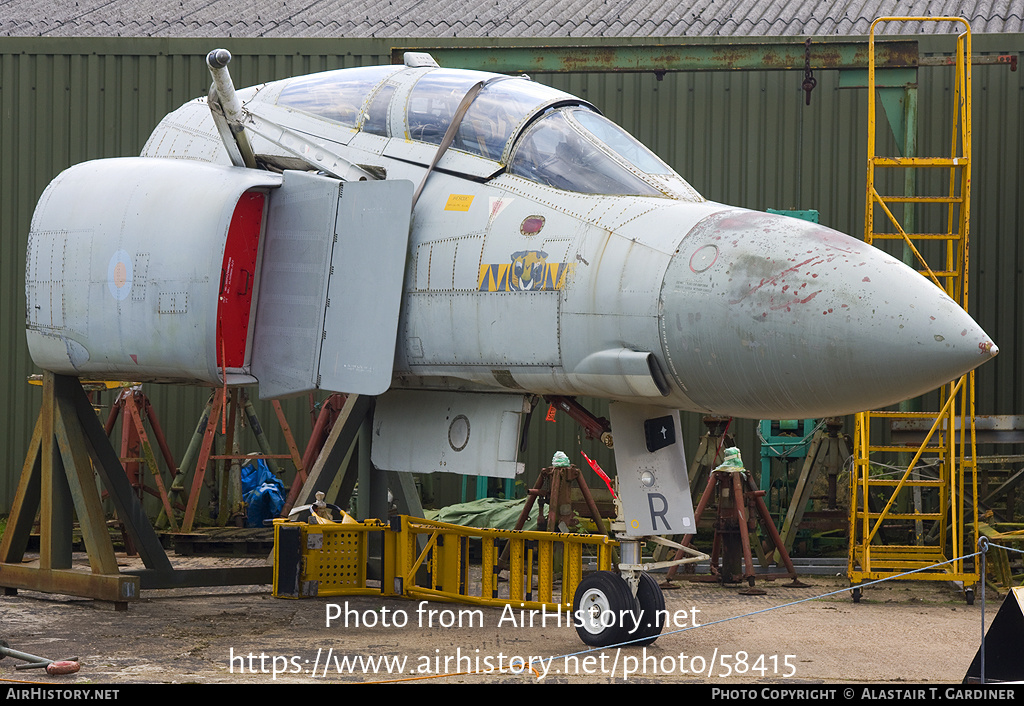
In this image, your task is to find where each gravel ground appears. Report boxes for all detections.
[0,552,996,685]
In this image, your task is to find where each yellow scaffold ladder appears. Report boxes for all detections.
[849,17,979,600]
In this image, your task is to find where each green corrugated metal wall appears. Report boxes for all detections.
[1,35,1021,515]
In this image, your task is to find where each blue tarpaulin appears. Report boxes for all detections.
[240,458,285,528]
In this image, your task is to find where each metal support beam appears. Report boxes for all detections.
[392,40,920,73]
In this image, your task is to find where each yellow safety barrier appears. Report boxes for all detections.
[273,517,388,598]
[273,515,616,611]
[382,515,615,611]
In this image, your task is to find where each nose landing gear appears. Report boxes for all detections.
[572,534,707,648]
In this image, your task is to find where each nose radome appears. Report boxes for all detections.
[658,209,997,419]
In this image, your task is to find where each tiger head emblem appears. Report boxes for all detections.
[510,250,548,291]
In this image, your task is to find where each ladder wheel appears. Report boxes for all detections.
[572,571,637,647]
[966,588,975,606]
[631,573,665,646]
[852,587,862,603]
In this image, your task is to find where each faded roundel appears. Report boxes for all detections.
[107,250,133,300]
[688,244,719,273]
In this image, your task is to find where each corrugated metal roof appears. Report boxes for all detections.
[0,0,1021,37]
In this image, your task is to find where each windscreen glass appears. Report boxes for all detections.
[573,111,674,175]
[508,109,663,196]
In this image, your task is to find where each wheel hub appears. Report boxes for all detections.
[578,588,613,634]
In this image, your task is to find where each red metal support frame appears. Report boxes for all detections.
[102,387,180,532]
[180,388,307,532]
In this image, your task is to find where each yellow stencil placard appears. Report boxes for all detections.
[445,194,475,211]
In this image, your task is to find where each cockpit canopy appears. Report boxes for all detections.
[277,65,400,127]
[275,64,701,200]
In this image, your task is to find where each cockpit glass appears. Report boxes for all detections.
[407,70,576,161]
[277,66,401,127]
[362,84,395,136]
[276,66,691,198]
[573,111,674,175]
[508,110,663,197]
[406,70,492,145]
[458,78,575,161]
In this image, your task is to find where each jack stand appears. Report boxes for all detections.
[103,385,180,537]
[665,467,809,592]
[171,387,306,532]
[501,463,609,572]
[512,464,609,536]
[653,415,734,564]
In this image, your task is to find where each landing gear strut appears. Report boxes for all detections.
[572,500,708,648]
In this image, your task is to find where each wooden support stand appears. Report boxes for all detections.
[283,392,346,516]
[0,373,270,607]
[776,418,849,556]
[0,376,431,605]
[285,394,426,577]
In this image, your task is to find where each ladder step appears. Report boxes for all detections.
[868,233,962,240]
[863,411,958,418]
[854,479,946,487]
[874,196,965,204]
[861,512,943,520]
[915,270,959,278]
[872,157,967,167]
[852,547,949,561]
[854,544,947,553]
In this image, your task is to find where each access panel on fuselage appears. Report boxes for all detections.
[251,171,413,398]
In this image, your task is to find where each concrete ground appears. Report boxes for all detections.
[0,552,996,685]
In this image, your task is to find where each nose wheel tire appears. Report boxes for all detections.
[572,571,638,647]
[632,572,666,646]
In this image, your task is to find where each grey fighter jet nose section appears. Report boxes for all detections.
[659,209,997,419]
